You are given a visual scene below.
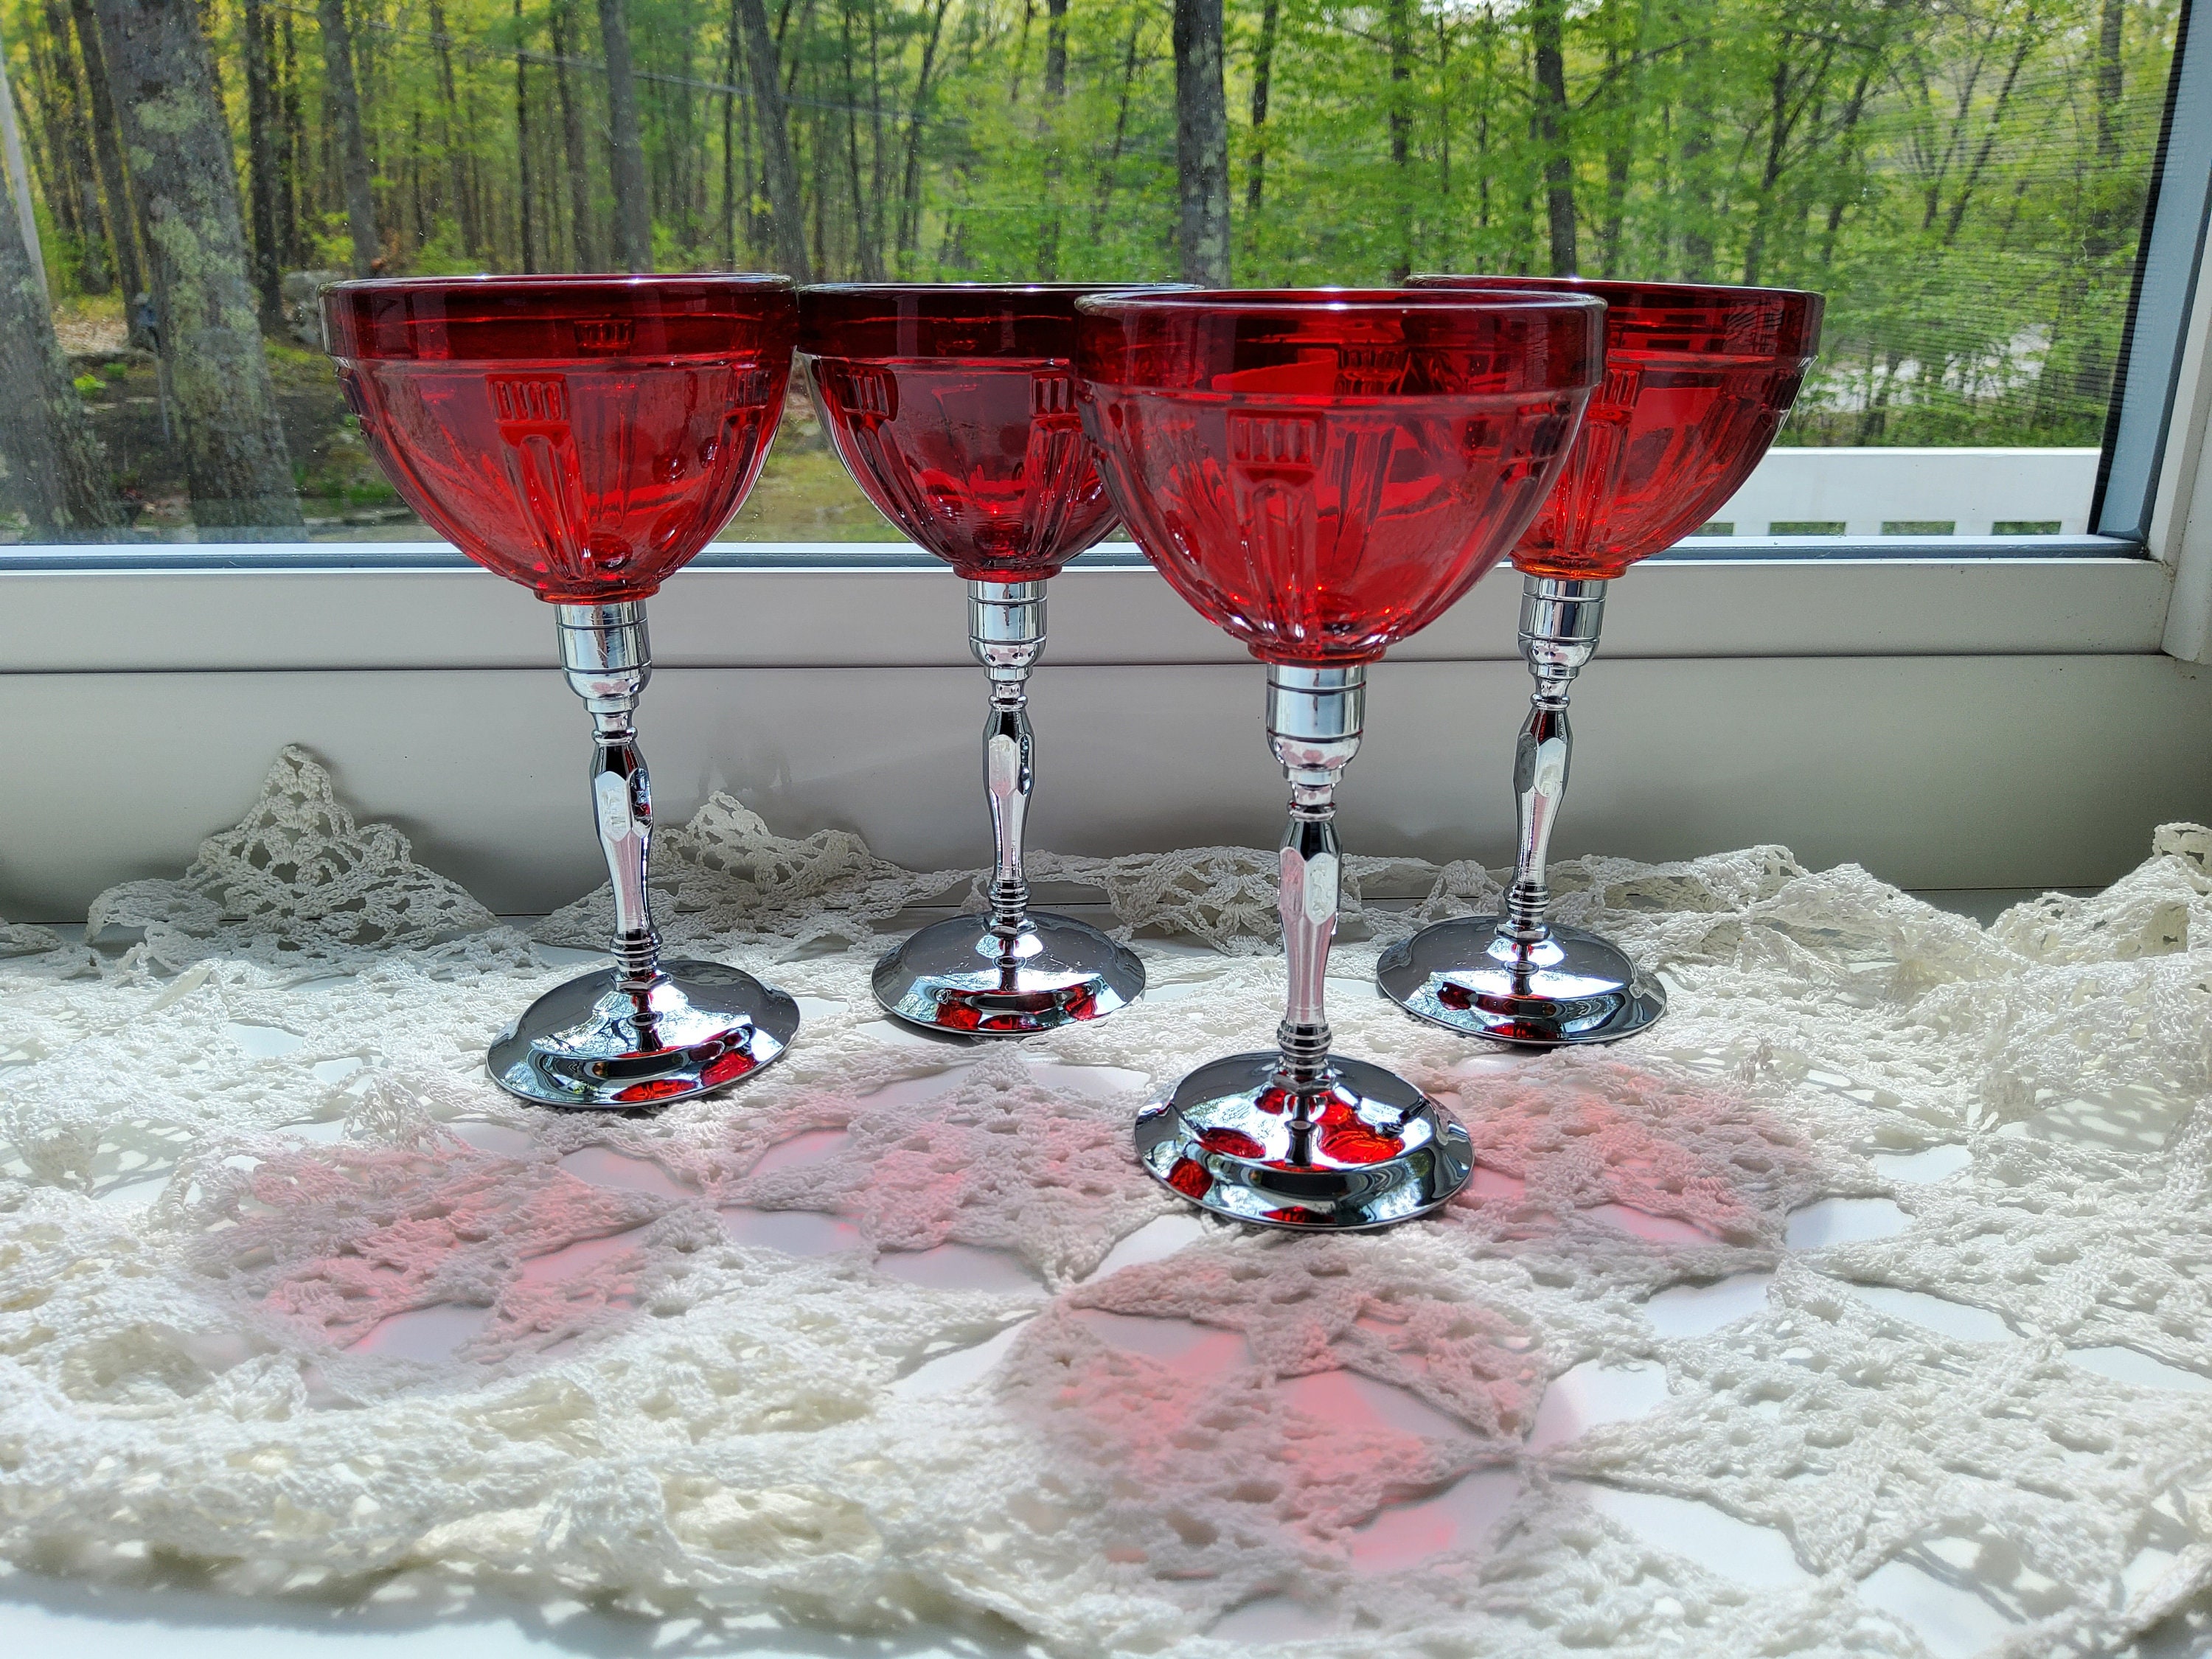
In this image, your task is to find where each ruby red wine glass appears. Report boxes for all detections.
[324,273,802,1108]
[1075,288,1605,1229]
[1377,276,1823,1047]
[799,283,1152,1035]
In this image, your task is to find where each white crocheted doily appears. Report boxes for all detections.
[4,746,2211,1658]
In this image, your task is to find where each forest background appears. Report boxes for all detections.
[0,0,2186,538]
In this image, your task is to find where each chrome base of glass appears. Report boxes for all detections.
[1376,917,1666,1047]
[489,959,801,1108]
[872,911,1146,1036]
[1134,1053,1474,1231]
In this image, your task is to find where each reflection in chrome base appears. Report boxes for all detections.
[1135,1052,1474,1231]
[873,910,1146,1037]
[490,959,801,1108]
[1377,917,1666,1047]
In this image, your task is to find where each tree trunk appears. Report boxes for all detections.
[240,0,283,327]
[1678,49,1712,278]
[67,0,145,321]
[1035,0,1067,276]
[0,21,44,305]
[92,0,301,532]
[867,4,885,258]
[1088,13,1141,241]
[720,5,739,266]
[315,0,378,275]
[895,0,950,262]
[1386,0,1413,282]
[550,0,597,268]
[427,0,480,258]
[2085,0,2125,259]
[42,0,109,291]
[515,0,536,272]
[1434,7,1451,251]
[0,147,121,535]
[838,0,883,277]
[1172,0,1229,284]
[1528,0,1574,274]
[1246,0,1276,217]
[1740,55,1791,286]
[597,0,653,270]
[733,0,811,279]
[277,9,301,264]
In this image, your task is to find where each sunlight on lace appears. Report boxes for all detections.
[1082,1214,1208,1282]
[1644,1273,1775,1338]
[1567,1482,1812,1589]
[557,1146,694,1200]
[1785,1195,1910,1248]
[1857,1558,2022,1659]
[890,1320,1033,1399]
[1526,1360,1670,1452]
[224,1022,306,1058]
[1868,1144,1971,1183]
[1845,1284,2017,1343]
[876,1243,1045,1294]
[717,1208,865,1256]
[1071,1310,1252,1378]
[1208,1595,1315,1641]
[2065,1346,2212,1394]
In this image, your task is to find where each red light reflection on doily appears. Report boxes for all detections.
[1441,1063,1819,1249]
[237,1147,665,1359]
[998,1253,1547,1578]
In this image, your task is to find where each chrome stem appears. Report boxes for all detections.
[970,580,1045,936]
[1267,664,1363,1093]
[1498,574,1607,956]
[557,601,661,991]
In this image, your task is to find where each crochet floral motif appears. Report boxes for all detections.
[1,748,2208,1658]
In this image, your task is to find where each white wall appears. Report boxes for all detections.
[2,558,2203,920]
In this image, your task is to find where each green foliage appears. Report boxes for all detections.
[411,219,484,275]
[306,211,361,273]
[70,371,101,397]
[3,0,2184,448]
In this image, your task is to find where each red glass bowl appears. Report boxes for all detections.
[798,284,1159,582]
[323,274,797,602]
[1411,275,1823,580]
[1073,288,1606,664]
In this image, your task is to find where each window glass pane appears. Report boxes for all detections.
[0,0,2189,548]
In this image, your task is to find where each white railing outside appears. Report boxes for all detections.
[1702,446,2101,538]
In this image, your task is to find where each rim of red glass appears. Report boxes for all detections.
[323,272,796,361]
[1074,286,1608,397]
[1411,273,1820,305]
[1077,285,1604,313]
[327,271,792,297]
[798,281,1191,358]
[1409,273,1822,360]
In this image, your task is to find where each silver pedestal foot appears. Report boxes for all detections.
[490,960,801,1108]
[1141,664,1471,1231]
[490,601,802,1107]
[1135,1052,1474,1230]
[873,911,1145,1036]
[875,578,1145,1036]
[1376,917,1665,1046]
[1380,574,1666,1049]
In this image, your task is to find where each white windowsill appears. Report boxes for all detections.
[0,543,2174,672]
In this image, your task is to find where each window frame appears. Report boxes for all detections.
[2096,0,2212,544]
[1,3,2208,661]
